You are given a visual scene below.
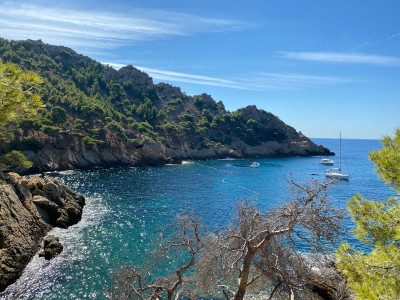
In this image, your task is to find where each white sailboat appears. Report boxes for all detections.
[326,132,349,180]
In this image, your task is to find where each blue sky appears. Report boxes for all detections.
[0,0,399,139]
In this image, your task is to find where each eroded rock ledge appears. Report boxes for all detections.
[0,172,85,292]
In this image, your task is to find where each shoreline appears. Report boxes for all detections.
[0,172,86,292]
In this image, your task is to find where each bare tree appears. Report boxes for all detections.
[112,178,346,300]
[111,214,205,300]
[195,178,345,300]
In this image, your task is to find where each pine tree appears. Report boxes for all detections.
[336,128,400,300]
[0,60,43,130]
[0,60,43,170]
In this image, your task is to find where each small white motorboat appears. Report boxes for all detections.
[250,162,260,168]
[320,158,334,165]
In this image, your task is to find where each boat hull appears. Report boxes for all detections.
[326,172,349,180]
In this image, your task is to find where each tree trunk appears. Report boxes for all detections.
[233,249,255,300]
[167,290,173,300]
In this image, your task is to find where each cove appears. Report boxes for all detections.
[1,138,394,299]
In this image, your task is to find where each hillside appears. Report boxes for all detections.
[0,38,332,172]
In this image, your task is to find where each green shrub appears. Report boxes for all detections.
[74,119,88,130]
[128,138,141,147]
[0,150,33,168]
[178,113,194,122]
[19,118,42,130]
[105,121,123,133]
[50,106,67,123]
[42,125,60,137]
[137,122,154,134]
[202,109,213,122]
[82,136,104,146]
[167,98,182,106]
[93,119,104,127]
[160,122,178,132]
[70,131,83,137]
[193,96,203,109]
[246,119,258,129]
[178,121,194,132]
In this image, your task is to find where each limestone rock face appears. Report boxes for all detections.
[18,129,332,174]
[0,172,85,292]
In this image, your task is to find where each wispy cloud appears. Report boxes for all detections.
[279,51,400,66]
[0,3,253,50]
[247,72,351,90]
[102,62,352,91]
[102,62,246,89]
[350,33,400,51]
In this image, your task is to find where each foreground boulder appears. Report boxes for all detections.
[306,256,352,300]
[39,235,63,260]
[0,172,85,292]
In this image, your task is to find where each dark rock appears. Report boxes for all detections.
[39,235,63,260]
[305,256,352,300]
[4,172,21,185]
[112,65,153,91]
[14,183,32,203]
[32,195,60,220]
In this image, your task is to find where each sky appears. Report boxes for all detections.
[0,0,399,139]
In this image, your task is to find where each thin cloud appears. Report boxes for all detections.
[0,3,253,50]
[136,66,237,85]
[350,33,400,51]
[249,72,352,90]
[280,51,400,66]
[102,62,352,91]
[102,63,247,90]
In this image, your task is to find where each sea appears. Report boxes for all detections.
[1,138,397,299]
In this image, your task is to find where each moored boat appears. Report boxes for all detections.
[325,168,349,180]
[320,158,334,165]
[326,132,349,180]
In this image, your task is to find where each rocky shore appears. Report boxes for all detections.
[0,171,85,292]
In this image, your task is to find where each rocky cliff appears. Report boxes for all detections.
[17,125,330,173]
[0,171,85,292]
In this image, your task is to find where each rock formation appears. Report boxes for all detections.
[15,123,331,174]
[0,171,85,292]
[39,235,64,260]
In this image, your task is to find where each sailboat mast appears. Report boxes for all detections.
[339,131,342,171]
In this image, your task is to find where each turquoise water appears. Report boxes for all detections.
[1,138,396,299]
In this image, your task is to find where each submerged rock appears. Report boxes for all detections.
[0,172,85,292]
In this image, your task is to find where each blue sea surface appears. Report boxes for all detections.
[1,138,396,299]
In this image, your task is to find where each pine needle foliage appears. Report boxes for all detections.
[336,128,400,300]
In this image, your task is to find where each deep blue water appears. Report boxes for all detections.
[1,138,396,299]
